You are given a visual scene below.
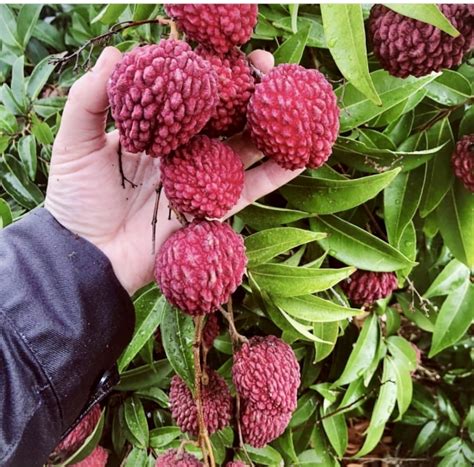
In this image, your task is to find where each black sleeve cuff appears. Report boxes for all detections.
[0,208,134,466]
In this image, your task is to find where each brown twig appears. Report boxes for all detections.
[341,456,431,464]
[49,17,178,72]
[117,143,137,189]
[151,183,162,255]
[193,316,215,467]
[219,305,248,345]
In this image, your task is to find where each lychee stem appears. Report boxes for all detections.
[193,316,215,467]
[117,143,137,189]
[219,304,248,346]
[151,183,162,255]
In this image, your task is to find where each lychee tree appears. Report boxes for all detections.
[0,3,473,467]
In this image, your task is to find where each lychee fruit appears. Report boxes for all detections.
[341,270,398,306]
[368,4,474,78]
[72,446,108,467]
[232,335,300,413]
[203,313,221,349]
[195,46,255,136]
[155,220,247,315]
[240,401,292,448]
[452,134,474,192]
[155,449,202,467]
[165,4,258,54]
[169,369,233,436]
[52,404,101,460]
[247,64,339,170]
[161,135,244,219]
[107,40,218,157]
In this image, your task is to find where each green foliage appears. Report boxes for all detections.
[1,3,472,466]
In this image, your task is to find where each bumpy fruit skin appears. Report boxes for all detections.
[241,401,292,448]
[107,40,218,157]
[452,134,474,192]
[53,404,101,459]
[155,220,247,315]
[203,313,221,349]
[342,270,398,306]
[165,4,258,54]
[368,4,474,78]
[161,136,244,218]
[155,449,203,467]
[169,370,233,436]
[233,336,300,412]
[72,446,108,467]
[247,64,339,170]
[195,47,255,136]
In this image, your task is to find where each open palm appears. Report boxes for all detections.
[45,47,302,295]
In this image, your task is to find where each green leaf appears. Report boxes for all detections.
[272,15,327,48]
[273,23,311,64]
[0,105,18,134]
[384,4,460,37]
[426,70,472,106]
[413,420,439,455]
[30,113,53,145]
[459,105,474,137]
[11,56,26,109]
[133,4,158,21]
[437,181,474,268]
[149,427,182,448]
[0,84,23,115]
[384,164,426,247]
[17,4,43,47]
[389,354,413,418]
[17,135,37,180]
[282,168,400,214]
[429,281,474,357]
[321,4,380,105]
[124,396,149,449]
[160,304,195,390]
[0,198,13,228]
[321,400,348,458]
[134,386,169,408]
[278,307,331,343]
[435,437,463,458]
[27,55,56,101]
[245,228,325,267]
[386,336,417,372]
[420,118,455,217]
[245,444,283,465]
[272,294,360,322]
[356,357,398,457]
[116,360,172,391]
[313,321,339,362]
[237,202,310,230]
[118,290,166,372]
[424,259,470,299]
[0,5,22,49]
[0,154,44,209]
[383,111,414,147]
[33,96,66,119]
[337,70,439,132]
[250,264,355,297]
[289,392,318,428]
[92,4,128,24]
[310,215,416,271]
[124,447,148,467]
[334,314,379,386]
[288,4,299,33]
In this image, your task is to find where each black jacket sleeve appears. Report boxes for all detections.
[0,208,135,466]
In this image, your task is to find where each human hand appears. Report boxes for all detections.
[45,47,303,295]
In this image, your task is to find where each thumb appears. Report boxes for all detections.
[54,47,122,152]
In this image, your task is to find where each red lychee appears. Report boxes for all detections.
[72,446,108,467]
[169,370,233,436]
[155,449,202,467]
[52,404,101,460]
[247,64,339,170]
[195,46,255,136]
[232,335,300,413]
[155,220,247,315]
[341,270,398,306]
[107,40,218,157]
[165,4,258,54]
[161,135,244,219]
[452,134,474,192]
[368,4,474,78]
[240,401,292,448]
